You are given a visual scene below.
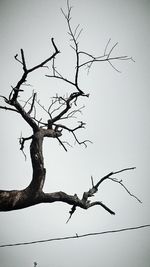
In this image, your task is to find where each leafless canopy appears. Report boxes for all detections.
[0,1,139,221]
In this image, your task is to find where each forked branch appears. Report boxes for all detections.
[66,167,141,222]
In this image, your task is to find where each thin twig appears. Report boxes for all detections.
[28,93,36,115]
[56,136,68,152]
[108,177,142,203]
[0,106,19,113]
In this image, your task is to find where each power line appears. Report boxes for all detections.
[0,224,150,248]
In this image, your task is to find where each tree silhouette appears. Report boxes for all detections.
[0,1,138,221]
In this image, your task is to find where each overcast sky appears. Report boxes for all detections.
[0,0,150,266]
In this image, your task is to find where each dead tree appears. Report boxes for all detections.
[0,1,139,221]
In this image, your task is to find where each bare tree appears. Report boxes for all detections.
[0,1,139,221]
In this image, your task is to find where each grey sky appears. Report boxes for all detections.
[0,0,150,266]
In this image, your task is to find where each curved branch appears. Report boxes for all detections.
[1,38,60,133]
[88,201,115,215]
[13,100,39,132]
[28,38,60,73]
[0,167,136,213]
[0,105,19,113]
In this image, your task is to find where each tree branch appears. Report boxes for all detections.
[1,38,60,133]
[28,38,60,73]
[0,167,138,213]
[0,105,19,113]
[61,1,83,93]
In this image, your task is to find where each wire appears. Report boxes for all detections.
[0,224,150,248]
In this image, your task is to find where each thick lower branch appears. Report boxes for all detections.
[0,189,113,214]
[0,189,39,211]
[0,127,64,212]
[0,190,79,211]
[0,167,137,214]
[40,191,83,207]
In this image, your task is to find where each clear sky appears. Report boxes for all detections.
[0,0,150,267]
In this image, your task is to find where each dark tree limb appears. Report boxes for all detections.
[65,167,141,222]
[19,134,33,150]
[0,165,139,213]
[28,38,59,73]
[0,105,19,113]
[1,38,60,133]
